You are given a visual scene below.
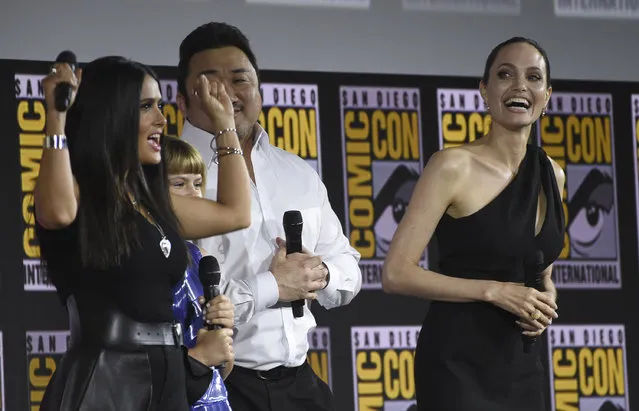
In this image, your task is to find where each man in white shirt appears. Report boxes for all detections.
[177,22,362,411]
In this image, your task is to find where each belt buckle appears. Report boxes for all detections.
[172,322,183,346]
[256,370,268,380]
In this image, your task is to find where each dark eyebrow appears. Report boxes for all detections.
[497,62,542,72]
[198,68,251,76]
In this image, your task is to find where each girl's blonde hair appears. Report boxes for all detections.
[163,136,207,188]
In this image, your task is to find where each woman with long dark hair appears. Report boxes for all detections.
[34,56,250,410]
[382,37,564,410]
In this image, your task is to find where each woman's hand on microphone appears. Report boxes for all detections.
[516,290,557,336]
[485,282,558,330]
[200,295,234,329]
[43,62,81,134]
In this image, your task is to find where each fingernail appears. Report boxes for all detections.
[206,303,210,308]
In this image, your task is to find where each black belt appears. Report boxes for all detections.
[235,364,305,381]
[67,295,183,349]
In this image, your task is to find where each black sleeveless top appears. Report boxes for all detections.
[37,212,187,322]
[435,144,565,282]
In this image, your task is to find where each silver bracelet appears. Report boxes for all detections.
[43,134,68,149]
[215,128,237,137]
[214,147,243,164]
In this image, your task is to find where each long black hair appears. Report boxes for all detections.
[66,56,179,268]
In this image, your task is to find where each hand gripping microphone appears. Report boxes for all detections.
[53,50,77,112]
[523,250,545,353]
[199,255,226,369]
[283,210,304,318]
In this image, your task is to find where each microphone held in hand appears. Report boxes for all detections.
[523,250,545,353]
[283,210,304,318]
[53,50,77,112]
[199,255,222,331]
[199,255,226,369]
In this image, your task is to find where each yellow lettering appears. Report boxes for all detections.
[162,105,183,138]
[441,112,490,148]
[383,350,399,399]
[17,101,46,132]
[566,116,612,164]
[553,349,578,411]
[299,109,317,158]
[356,351,383,409]
[345,110,375,258]
[441,113,467,147]
[29,356,56,409]
[307,351,329,385]
[351,230,374,259]
[262,107,318,158]
[20,149,42,192]
[347,156,372,197]
[345,111,370,140]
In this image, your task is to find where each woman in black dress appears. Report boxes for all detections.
[34,56,250,410]
[382,37,565,410]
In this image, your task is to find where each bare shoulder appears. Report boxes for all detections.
[425,147,474,182]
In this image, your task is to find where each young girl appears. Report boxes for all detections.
[165,135,234,410]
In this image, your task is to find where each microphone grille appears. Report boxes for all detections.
[199,255,221,286]
[55,50,77,67]
[283,210,302,226]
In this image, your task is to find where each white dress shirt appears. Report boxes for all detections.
[181,121,362,370]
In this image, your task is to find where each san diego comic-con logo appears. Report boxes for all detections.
[548,325,629,411]
[14,73,54,292]
[340,86,425,290]
[437,88,491,149]
[258,83,322,175]
[537,92,620,289]
[26,331,70,410]
[351,326,420,411]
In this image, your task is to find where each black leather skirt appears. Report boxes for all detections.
[39,296,208,411]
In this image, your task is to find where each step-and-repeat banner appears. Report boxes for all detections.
[1,58,637,411]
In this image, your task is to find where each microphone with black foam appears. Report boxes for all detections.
[283,210,305,318]
[523,250,545,353]
[53,50,77,112]
[199,255,225,369]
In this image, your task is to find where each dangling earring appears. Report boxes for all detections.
[484,101,490,112]
[541,107,546,117]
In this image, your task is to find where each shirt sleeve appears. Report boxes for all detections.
[313,177,362,309]
[220,271,280,326]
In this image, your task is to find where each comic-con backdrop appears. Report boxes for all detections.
[0,58,638,411]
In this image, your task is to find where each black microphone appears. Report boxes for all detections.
[199,255,226,369]
[283,210,304,318]
[199,255,222,331]
[53,50,77,112]
[523,250,545,353]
